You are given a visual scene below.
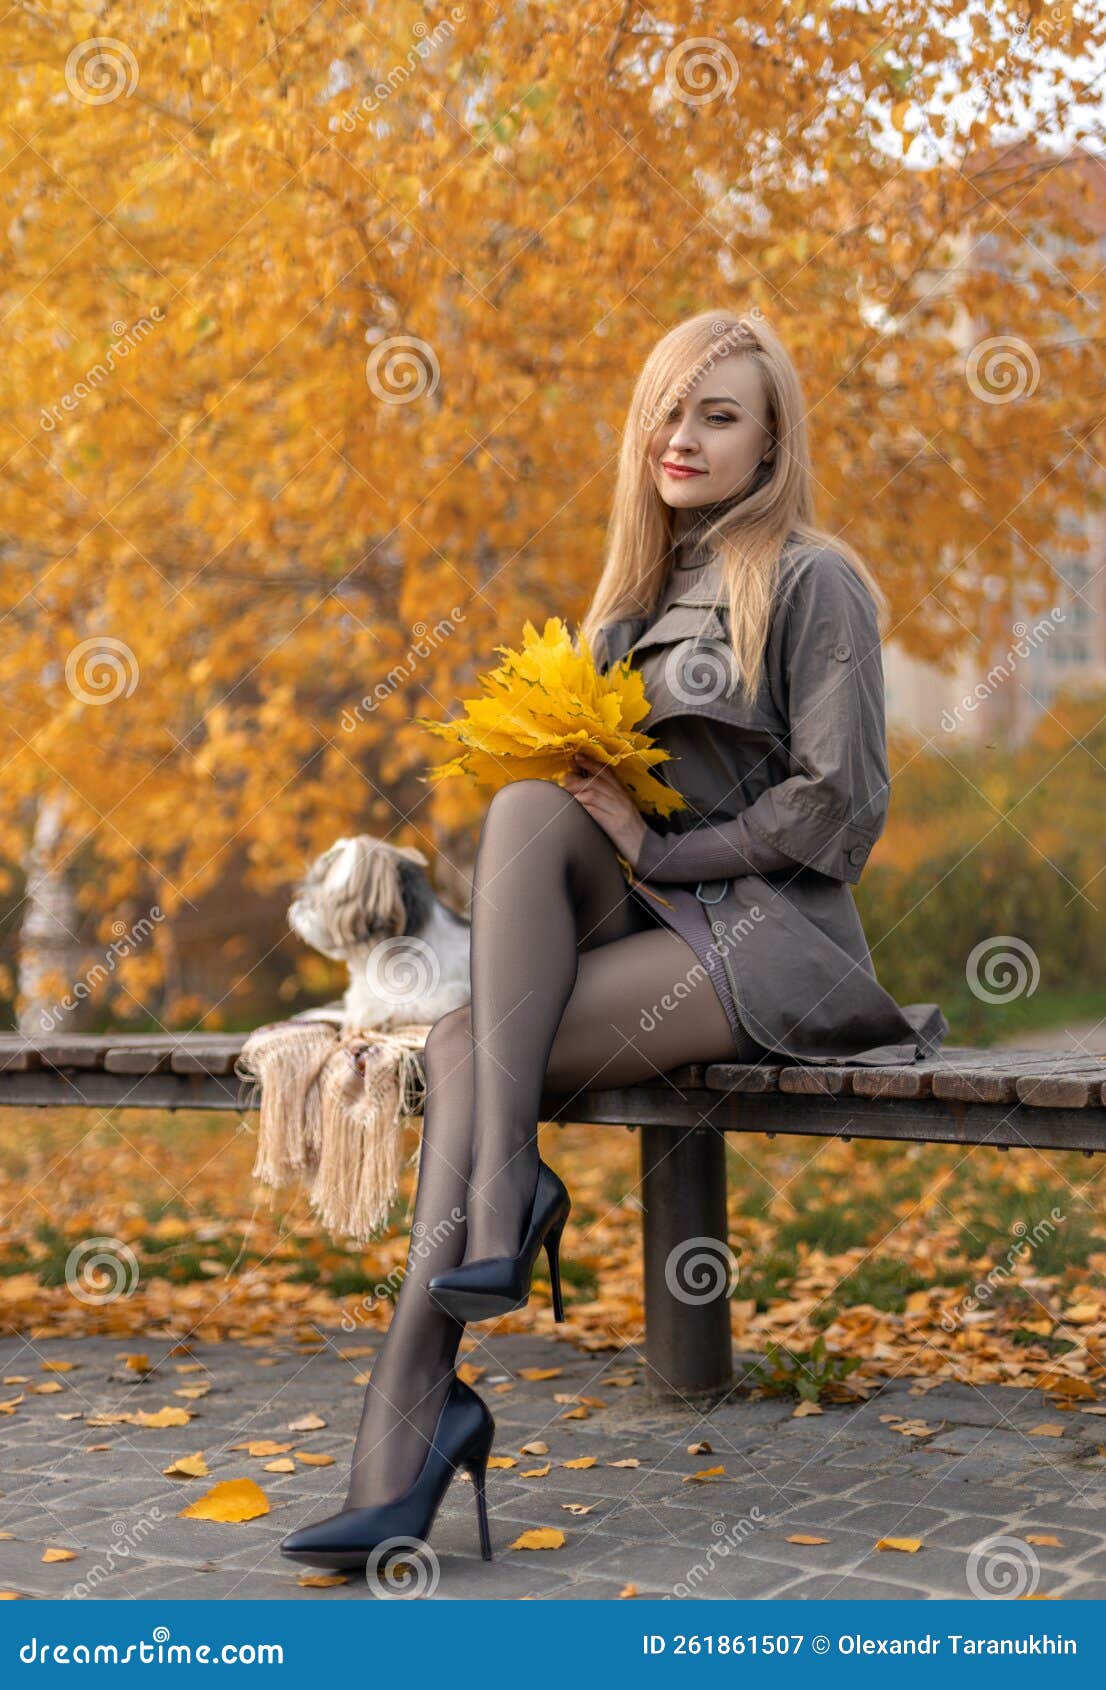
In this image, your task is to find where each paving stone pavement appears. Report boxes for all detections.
[2,1330,1106,1601]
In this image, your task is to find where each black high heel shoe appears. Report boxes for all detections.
[279,1373,495,1570]
[427,1157,571,1323]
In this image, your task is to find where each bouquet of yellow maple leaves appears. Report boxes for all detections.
[417,617,687,819]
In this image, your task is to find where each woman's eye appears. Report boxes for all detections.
[707,412,737,424]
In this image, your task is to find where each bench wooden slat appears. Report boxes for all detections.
[103,1045,176,1074]
[1016,1067,1106,1108]
[704,1063,784,1094]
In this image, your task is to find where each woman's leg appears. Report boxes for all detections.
[344,785,748,1509]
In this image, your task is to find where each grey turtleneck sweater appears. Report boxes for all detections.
[629,493,802,885]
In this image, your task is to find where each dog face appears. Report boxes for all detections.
[288,836,433,960]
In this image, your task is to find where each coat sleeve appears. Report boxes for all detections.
[731,549,891,885]
[630,810,800,883]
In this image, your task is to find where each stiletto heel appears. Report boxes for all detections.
[545,1217,566,1324]
[279,1373,495,1570]
[466,1448,494,1562]
[427,1157,572,1323]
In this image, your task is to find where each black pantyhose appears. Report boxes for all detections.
[343,780,761,1509]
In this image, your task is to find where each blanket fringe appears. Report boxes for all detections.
[234,1020,431,1244]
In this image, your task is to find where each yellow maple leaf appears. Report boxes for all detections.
[417,619,688,819]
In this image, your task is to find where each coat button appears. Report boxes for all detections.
[848,844,867,866]
[833,642,851,661]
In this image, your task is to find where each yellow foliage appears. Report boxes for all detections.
[417,618,687,819]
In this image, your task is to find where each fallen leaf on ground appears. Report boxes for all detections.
[179,1479,269,1523]
[42,1548,76,1563]
[688,1440,713,1454]
[792,1401,823,1418]
[787,1534,830,1545]
[263,1459,296,1474]
[563,1456,596,1470]
[519,1440,549,1455]
[298,1574,347,1587]
[287,1413,326,1432]
[510,1527,565,1550]
[521,1463,552,1477]
[608,1458,640,1468]
[295,1452,334,1466]
[1029,1424,1065,1437]
[457,1363,484,1385]
[518,1368,561,1381]
[1025,1534,1062,1547]
[683,1465,726,1482]
[618,1583,638,1598]
[41,1361,77,1373]
[131,1406,191,1428]
[163,1453,209,1479]
[561,1405,589,1420]
[488,1456,517,1469]
[560,1503,594,1515]
[876,1537,922,1553]
[232,1441,293,1457]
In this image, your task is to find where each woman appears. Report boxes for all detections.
[280,308,949,1572]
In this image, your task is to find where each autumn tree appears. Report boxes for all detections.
[2,0,1104,1024]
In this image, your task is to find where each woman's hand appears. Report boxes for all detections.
[562,752,648,865]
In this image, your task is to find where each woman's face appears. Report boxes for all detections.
[648,353,774,511]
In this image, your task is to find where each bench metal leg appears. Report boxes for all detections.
[639,1121,734,1401]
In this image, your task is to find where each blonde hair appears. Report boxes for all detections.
[580,308,889,704]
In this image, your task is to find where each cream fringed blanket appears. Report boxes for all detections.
[234,1021,432,1244]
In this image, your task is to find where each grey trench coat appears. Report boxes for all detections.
[591,537,949,1066]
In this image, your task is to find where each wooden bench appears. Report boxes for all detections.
[2,1032,1104,1401]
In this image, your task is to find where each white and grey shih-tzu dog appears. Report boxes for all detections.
[287,836,470,1032]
